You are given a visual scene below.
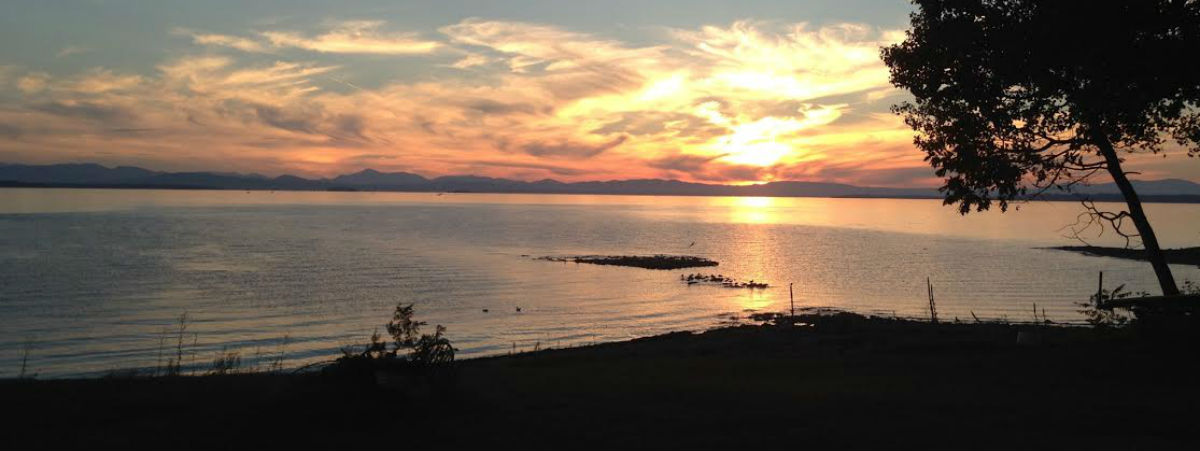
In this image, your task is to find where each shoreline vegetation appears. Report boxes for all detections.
[535,254,719,270]
[1048,245,1200,266]
[6,311,1200,449]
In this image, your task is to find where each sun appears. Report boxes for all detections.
[716,117,804,167]
[721,141,792,167]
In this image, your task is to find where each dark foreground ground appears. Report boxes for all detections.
[6,314,1200,450]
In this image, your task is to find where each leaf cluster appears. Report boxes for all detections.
[883,0,1200,213]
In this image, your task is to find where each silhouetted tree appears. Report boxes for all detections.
[386,303,425,351]
[338,303,455,367]
[883,0,1200,296]
[385,303,454,364]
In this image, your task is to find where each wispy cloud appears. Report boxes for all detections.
[16,72,51,94]
[448,53,493,69]
[263,20,441,55]
[177,21,441,55]
[55,46,90,58]
[173,28,271,53]
[0,18,975,185]
[70,68,144,94]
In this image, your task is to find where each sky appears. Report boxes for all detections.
[1,1,1197,187]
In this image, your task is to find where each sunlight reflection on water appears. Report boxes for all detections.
[1,188,1198,377]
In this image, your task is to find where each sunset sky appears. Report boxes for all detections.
[2,0,1197,186]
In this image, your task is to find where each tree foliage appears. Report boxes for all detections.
[386,303,425,349]
[882,0,1200,214]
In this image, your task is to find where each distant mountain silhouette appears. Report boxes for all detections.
[0,163,159,184]
[1070,179,1200,196]
[3,162,1199,202]
[332,169,428,187]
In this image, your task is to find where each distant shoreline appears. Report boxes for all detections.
[5,181,1200,204]
[1047,245,1200,265]
[5,162,1200,203]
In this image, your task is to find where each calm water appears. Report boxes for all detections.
[2,188,1198,377]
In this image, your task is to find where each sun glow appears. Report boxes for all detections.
[739,289,775,311]
[715,117,804,166]
[725,196,779,223]
[0,18,930,185]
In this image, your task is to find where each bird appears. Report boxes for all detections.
[688,241,696,248]
[515,306,522,312]
[482,309,489,313]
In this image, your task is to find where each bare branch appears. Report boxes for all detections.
[1064,198,1142,248]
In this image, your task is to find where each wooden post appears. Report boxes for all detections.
[789,283,795,318]
[927,277,938,324]
[1097,271,1104,308]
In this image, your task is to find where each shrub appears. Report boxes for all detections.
[411,325,455,366]
[334,302,456,370]
[1077,284,1146,328]
[1183,280,1199,295]
[386,303,426,352]
[208,347,242,375]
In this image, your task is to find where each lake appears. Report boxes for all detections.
[2,188,1198,377]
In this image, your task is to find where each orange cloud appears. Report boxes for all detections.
[262,21,442,55]
[1,19,999,187]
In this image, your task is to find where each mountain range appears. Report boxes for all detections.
[3,162,1200,201]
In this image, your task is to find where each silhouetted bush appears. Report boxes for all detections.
[328,303,457,390]
[1077,285,1144,328]
[1184,280,1200,296]
[207,347,242,375]
[411,325,455,366]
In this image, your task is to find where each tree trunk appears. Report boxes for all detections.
[1092,133,1181,296]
